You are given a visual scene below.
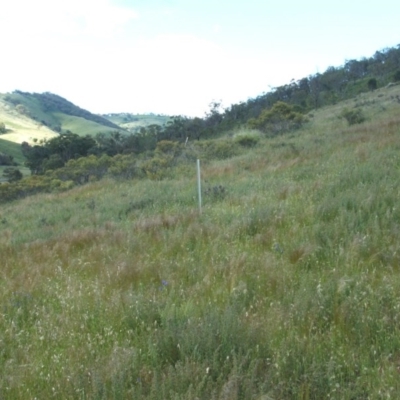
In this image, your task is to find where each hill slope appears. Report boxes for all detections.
[1,83,400,397]
[0,91,124,142]
[0,95,58,144]
[103,113,171,132]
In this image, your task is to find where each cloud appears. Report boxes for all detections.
[78,0,139,38]
[212,24,222,34]
[81,34,287,116]
[0,0,138,39]
[52,33,298,116]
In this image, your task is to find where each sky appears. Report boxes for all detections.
[1,0,399,117]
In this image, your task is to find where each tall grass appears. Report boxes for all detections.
[1,85,400,398]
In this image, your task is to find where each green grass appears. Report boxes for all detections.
[2,92,61,128]
[104,113,171,131]
[1,85,400,398]
[53,112,125,136]
[0,92,124,140]
[0,138,25,164]
[0,138,29,182]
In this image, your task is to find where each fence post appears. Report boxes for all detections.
[197,159,202,214]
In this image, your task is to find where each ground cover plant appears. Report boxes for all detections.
[1,84,400,398]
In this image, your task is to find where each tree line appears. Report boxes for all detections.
[2,44,400,191]
[111,45,400,141]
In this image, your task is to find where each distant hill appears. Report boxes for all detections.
[0,91,174,148]
[0,93,174,180]
[0,91,124,140]
[0,94,59,144]
[102,113,171,132]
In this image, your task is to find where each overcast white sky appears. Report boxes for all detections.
[1,0,399,117]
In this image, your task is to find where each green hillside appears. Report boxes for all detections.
[0,94,58,145]
[53,112,125,137]
[1,91,124,137]
[103,113,171,132]
[0,137,25,164]
[1,79,400,398]
[0,138,29,182]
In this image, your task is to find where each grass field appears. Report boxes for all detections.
[0,93,125,146]
[0,97,57,145]
[104,113,171,132]
[0,138,25,164]
[1,84,400,398]
[53,113,125,136]
[0,138,29,182]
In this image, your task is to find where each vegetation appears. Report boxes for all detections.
[341,107,366,126]
[21,133,97,175]
[0,121,6,133]
[0,152,17,166]
[103,113,171,133]
[0,139,28,182]
[2,167,23,182]
[61,46,400,145]
[3,91,122,135]
[0,138,25,164]
[247,101,307,135]
[1,75,400,398]
[1,45,399,152]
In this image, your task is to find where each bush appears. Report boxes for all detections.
[53,154,111,184]
[393,70,400,82]
[248,101,307,135]
[3,167,23,182]
[233,132,260,147]
[0,122,6,134]
[155,140,183,157]
[367,78,377,91]
[16,104,29,116]
[0,152,17,166]
[141,156,173,180]
[194,139,240,160]
[108,154,143,180]
[341,108,366,125]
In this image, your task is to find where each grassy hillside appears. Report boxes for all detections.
[0,138,25,164]
[0,92,124,141]
[53,112,125,137]
[0,95,58,144]
[1,84,400,398]
[103,113,171,132]
[0,138,29,182]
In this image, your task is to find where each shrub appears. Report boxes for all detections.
[141,156,173,180]
[194,139,240,160]
[248,101,307,135]
[108,154,144,180]
[16,104,29,116]
[53,154,111,184]
[233,132,260,147]
[155,140,183,157]
[0,152,17,166]
[393,70,400,82]
[2,167,23,182]
[367,78,377,91]
[341,108,366,125]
